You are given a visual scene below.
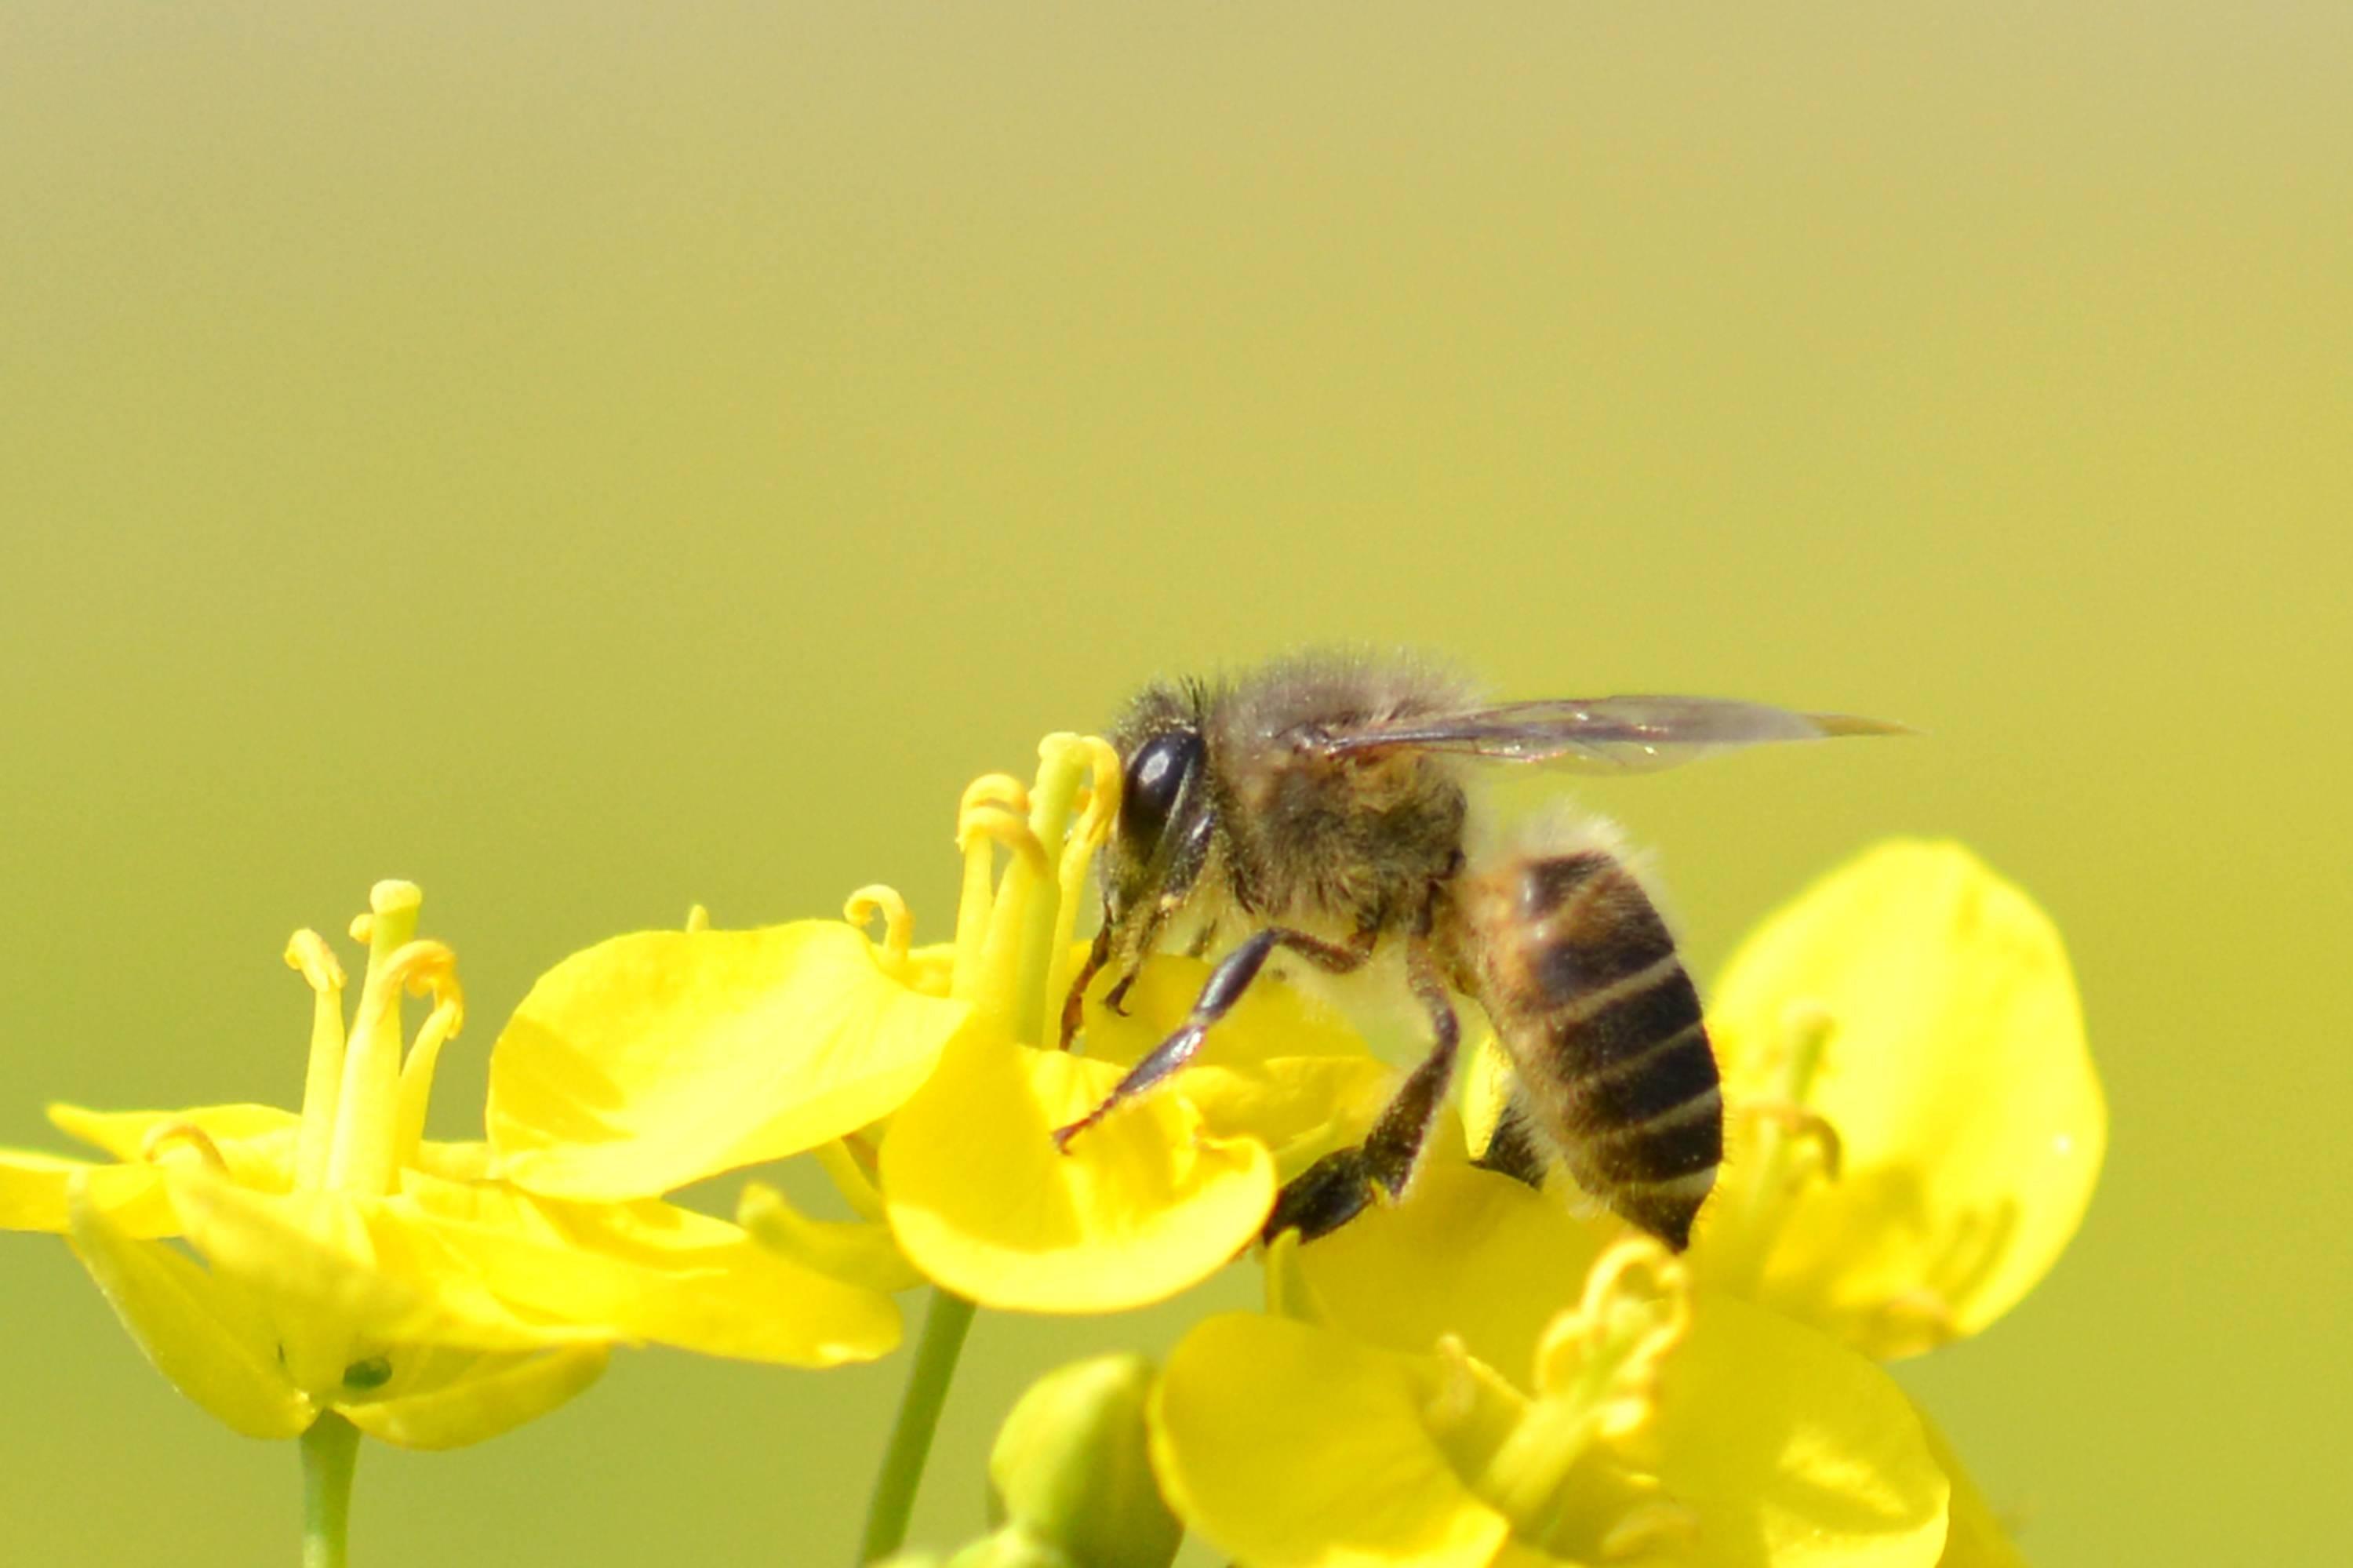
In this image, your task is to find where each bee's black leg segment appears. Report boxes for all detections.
[1471,1095,1550,1191]
[1361,940,1463,1194]
[1053,925,1370,1150]
[1264,940,1461,1242]
[1058,926,1114,1050]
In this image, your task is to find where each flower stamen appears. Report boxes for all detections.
[140,1120,231,1174]
[286,930,351,1189]
[1457,1238,1693,1553]
[843,884,916,973]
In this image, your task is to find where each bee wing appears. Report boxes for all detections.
[1304,696,1911,773]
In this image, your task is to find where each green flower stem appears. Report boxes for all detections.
[300,1413,361,1568]
[859,1286,979,1565]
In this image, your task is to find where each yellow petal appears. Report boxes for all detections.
[739,1180,925,1295]
[1918,1412,2028,1568]
[169,1175,603,1354]
[1297,1161,1612,1378]
[394,1173,902,1366]
[1705,842,2104,1353]
[1150,1312,1510,1568]
[882,1038,1274,1312]
[1077,955,1392,1173]
[49,1103,301,1192]
[1079,953,1373,1067]
[488,921,969,1201]
[340,1344,609,1450]
[1649,1296,1950,1568]
[1,1151,180,1237]
[64,1175,314,1439]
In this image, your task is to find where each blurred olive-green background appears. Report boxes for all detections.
[4,5,2346,1564]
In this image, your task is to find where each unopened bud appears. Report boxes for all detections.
[987,1355,1180,1568]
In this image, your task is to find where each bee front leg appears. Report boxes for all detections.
[1264,938,1461,1242]
[1051,926,1369,1150]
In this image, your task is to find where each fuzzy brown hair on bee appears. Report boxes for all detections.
[1049,650,1907,1252]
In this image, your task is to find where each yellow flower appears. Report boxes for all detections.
[875,739,1387,1312]
[1688,840,2105,1359]
[0,881,901,1455]
[1153,1170,1951,1568]
[1419,842,2099,1564]
[483,733,1385,1315]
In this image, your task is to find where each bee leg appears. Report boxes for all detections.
[1264,940,1461,1242]
[1051,926,1370,1150]
[1057,926,1114,1050]
[1471,1096,1550,1191]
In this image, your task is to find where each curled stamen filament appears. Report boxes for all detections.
[1046,736,1123,1028]
[286,929,350,1188]
[140,1121,230,1174]
[284,930,347,994]
[328,938,459,1197]
[950,794,1049,1006]
[394,990,467,1173]
[843,884,915,971]
[1742,1099,1845,1184]
[1542,1239,1692,1438]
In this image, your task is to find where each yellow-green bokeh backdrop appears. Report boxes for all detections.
[4,5,2345,1564]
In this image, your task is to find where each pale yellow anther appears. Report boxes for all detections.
[1739,1099,1845,1184]
[1598,1499,1700,1561]
[283,930,347,992]
[957,773,1031,835]
[140,1120,230,1174]
[684,904,711,933]
[1063,733,1125,860]
[843,884,916,969]
[1870,1290,1962,1357]
[1421,1334,1482,1432]
[1534,1238,1691,1440]
[957,800,1051,877]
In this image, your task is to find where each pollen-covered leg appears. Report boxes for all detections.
[1264,939,1462,1242]
[1262,1146,1378,1241]
[1052,926,1369,1150]
[1471,1094,1551,1191]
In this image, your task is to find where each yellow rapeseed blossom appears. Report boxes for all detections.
[0,882,904,1457]
[1689,840,2104,1359]
[877,737,1388,1312]
[1155,1173,1950,1568]
[485,733,1385,1315]
[0,882,606,1449]
[1415,842,2098,1564]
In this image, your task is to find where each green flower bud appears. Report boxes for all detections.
[986,1355,1180,1568]
[944,1526,1076,1568]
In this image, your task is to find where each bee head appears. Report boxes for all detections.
[1107,722,1210,924]
[1089,684,1220,1011]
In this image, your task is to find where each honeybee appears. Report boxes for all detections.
[1051,652,1904,1250]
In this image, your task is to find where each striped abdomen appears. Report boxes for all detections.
[1460,846,1722,1250]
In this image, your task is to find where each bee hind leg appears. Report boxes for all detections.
[1470,1097,1550,1191]
[1264,939,1461,1242]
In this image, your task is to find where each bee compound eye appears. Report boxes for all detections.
[1119,731,1202,849]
